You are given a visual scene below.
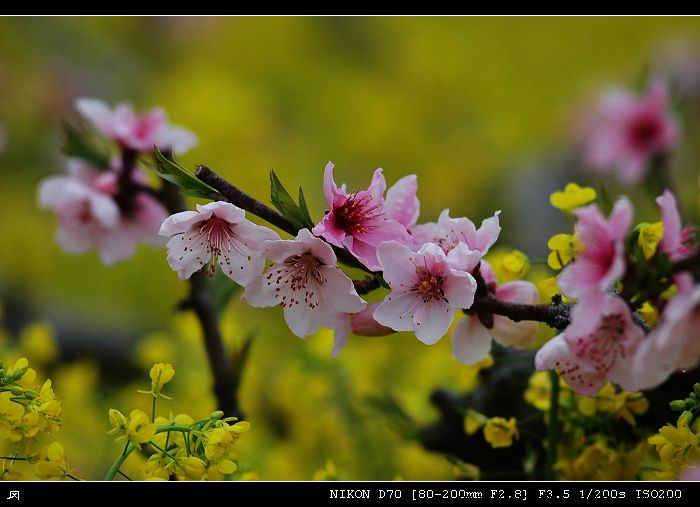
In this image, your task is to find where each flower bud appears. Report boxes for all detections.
[669,400,686,411]
[10,386,24,395]
[24,390,38,399]
[685,397,697,409]
[351,303,394,336]
[677,410,694,428]
[210,410,225,420]
[694,383,700,399]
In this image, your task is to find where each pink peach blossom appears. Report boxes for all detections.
[584,82,678,184]
[411,209,501,259]
[244,229,367,338]
[312,162,414,271]
[452,262,540,365]
[38,160,167,265]
[159,201,278,284]
[373,241,477,345]
[75,98,197,154]
[627,285,700,391]
[535,295,645,396]
[558,198,633,334]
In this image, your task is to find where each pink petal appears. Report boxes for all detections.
[367,168,387,202]
[384,175,420,228]
[156,125,198,155]
[75,98,115,136]
[376,241,419,288]
[321,267,367,314]
[443,269,477,310]
[159,210,204,237]
[451,316,492,365]
[657,189,682,258]
[373,292,420,333]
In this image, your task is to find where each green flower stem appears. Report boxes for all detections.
[151,396,157,422]
[0,456,27,461]
[104,441,135,481]
[545,370,561,480]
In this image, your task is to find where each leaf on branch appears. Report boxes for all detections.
[212,271,242,314]
[270,170,314,230]
[148,147,220,199]
[61,121,111,169]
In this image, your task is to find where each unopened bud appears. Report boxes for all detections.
[669,400,686,411]
[24,390,38,400]
[10,386,24,395]
[678,410,694,428]
[694,383,700,399]
[210,410,224,420]
[351,303,395,337]
[685,398,697,409]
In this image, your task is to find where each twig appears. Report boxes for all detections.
[160,178,242,419]
[195,165,372,273]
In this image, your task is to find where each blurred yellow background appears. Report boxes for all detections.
[2,16,700,480]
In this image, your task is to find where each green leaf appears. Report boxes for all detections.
[297,187,314,227]
[269,170,314,230]
[212,271,242,314]
[149,148,219,199]
[61,121,111,169]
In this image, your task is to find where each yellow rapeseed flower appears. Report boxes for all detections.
[150,363,175,393]
[550,183,597,213]
[490,250,530,282]
[637,221,664,260]
[547,234,582,270]
[483,417,518,448]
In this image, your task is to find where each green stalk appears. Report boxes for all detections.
[104,441,135,481]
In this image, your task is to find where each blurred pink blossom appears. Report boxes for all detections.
[75,97,197,154]
[38,160,166,265]
[312,162,414,271]
[628,285,700,391]
[583,82,678,184]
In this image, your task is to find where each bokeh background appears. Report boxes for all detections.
[3,16,700,480]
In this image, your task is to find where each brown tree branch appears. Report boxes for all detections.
[160,177,242,419]
[192,165,700,332]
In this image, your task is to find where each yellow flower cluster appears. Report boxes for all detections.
[556,440,646,480]
[0,357,74,480]
[107,363,250,481]
[648,415,700,478]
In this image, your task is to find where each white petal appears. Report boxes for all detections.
[413,300,454,345]
[373,292,420,333]
[452,316,492,365]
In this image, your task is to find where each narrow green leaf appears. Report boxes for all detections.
[149,148,219,199]
[297,187,314,227]
[212,271,242,313]
[269,170,314,230]
[61,121,111,169]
